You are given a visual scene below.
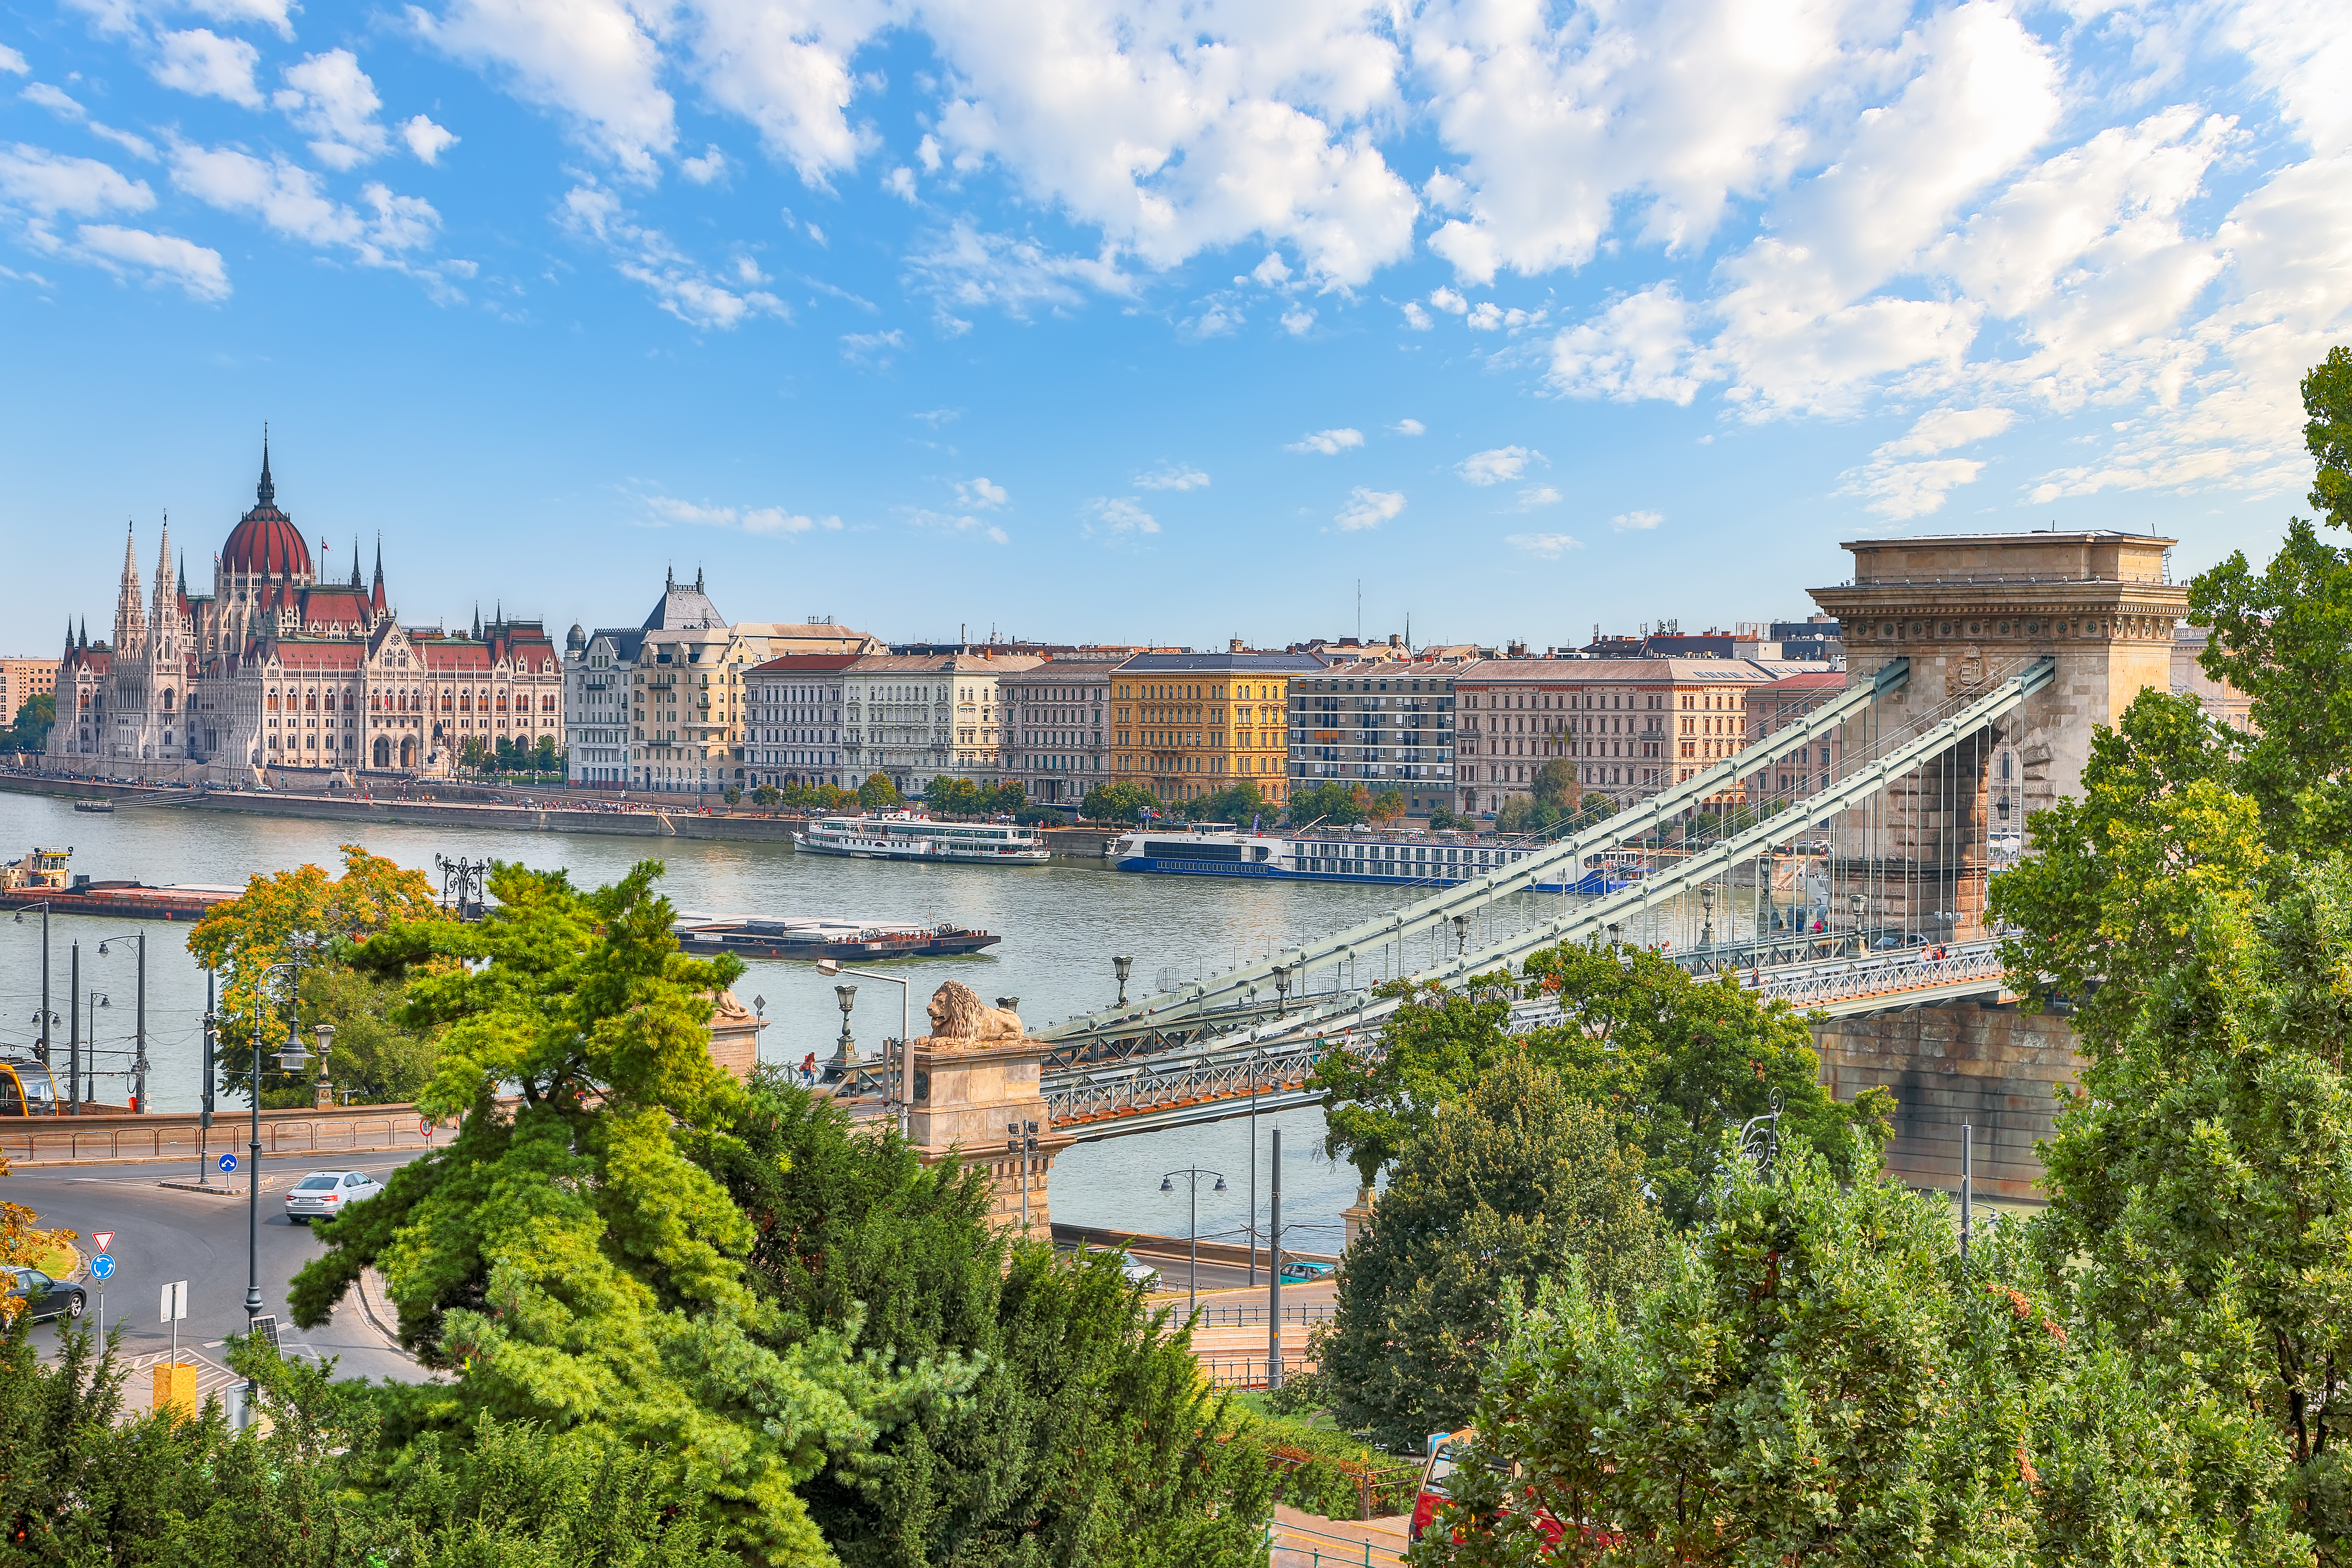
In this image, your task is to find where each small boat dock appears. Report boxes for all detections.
[671,913,1000,962]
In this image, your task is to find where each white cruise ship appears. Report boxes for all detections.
[796,810,1051,864]
[1105,827,1641,894]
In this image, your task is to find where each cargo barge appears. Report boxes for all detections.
[1,847,240,922]
[670,913,1000,962]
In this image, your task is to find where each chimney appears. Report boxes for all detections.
[1229,637,1245,654]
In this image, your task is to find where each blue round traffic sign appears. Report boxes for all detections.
[89,1254,115,1281]
[218,1153,237,1173]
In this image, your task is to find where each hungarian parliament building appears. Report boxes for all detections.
[45,442,560,781]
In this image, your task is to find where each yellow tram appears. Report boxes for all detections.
[0,1055,61,1115]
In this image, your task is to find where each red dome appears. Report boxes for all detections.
[222,505,311,578]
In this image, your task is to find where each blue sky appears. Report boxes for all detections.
[2,0,2346,653]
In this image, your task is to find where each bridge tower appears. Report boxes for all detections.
[1808,530,2186,1196]
[1810,531,2185,942]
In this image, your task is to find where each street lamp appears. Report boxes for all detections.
[831,983,859,1074]
[1271,964,1291,1019]
[1112,955,1133,1007]
[1158,1166,1227,1318]
[1452,913,1469,956]
[817,959,909,1138]
[1699,884,1716,952]
[312,1022,336,1108]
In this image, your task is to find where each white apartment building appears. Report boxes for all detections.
[842,650,1038,795]
[744,654,855,788]
[1002,653,1122,809]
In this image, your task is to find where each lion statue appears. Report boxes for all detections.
[924,980,1026,1045]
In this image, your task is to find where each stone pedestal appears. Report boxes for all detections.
[908,1036,1074,1235]
[706,991,768,1083]
[1341,1185,1376,1251]
[1813,1000,2082,1202]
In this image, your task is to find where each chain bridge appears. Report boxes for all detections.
[1019,530,2192,1201]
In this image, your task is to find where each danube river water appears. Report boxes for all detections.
[0,792,1421,1254]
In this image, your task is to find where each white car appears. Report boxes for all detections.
[1119,1254,1161,1289]
[285,1169,384,1223]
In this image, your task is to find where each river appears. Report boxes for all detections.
[0,792,1423,1256]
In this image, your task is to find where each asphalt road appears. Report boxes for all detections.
[6,1147,433,1385]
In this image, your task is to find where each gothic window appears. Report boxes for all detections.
[267,692,280,711]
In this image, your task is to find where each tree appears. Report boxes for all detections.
[1370,787,1406,824]
[687,1071,1274,1564]
[297,966,442,1104]
[1322,1052,1663,1452]
[1531,759,1577,812]
[1319,951,1887,1230]
[723,785,742,806]
[1080,781,1157,824]
[1289,781,1371,826]
[1428,804,1458,831]
[858,772,901,808]
[753,784,781,808]
[1,1156,76,1322]
[7,690,54,754]
[1983,350,2352,1561]
[1422,1151,2306,1568]
[533,733,561,771]
[291,861,958,1563]
[1193,779,1267,824]
[186,844,445,1103]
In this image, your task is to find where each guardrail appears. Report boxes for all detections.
[0,1104,457,1166]
[1192,1301,1335,1328]
[1047,1036,1365,1128]
[1197,1351,1314,1389]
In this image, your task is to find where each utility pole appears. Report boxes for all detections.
[1959,1122,1974,1268]
[133,929,146,1112]
[68,941,79,1113]
[37,902,49,1065]
[199,971,216,1187]
[1266,1128,1283,1392]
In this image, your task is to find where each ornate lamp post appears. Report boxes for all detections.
[244,940,317,1425]
[1111,955,1133,1007]
[1158,1165,1226,1319]
[313,1022,336,1108]
[1271,964,1291,1019]
[1452,913,1469,957]
[1007,1119,1041,1231]
[830,984,858,1073]
[818,959,908,1137]
[1699,884,1716,953]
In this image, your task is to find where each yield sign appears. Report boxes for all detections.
[92,1231,115,1255]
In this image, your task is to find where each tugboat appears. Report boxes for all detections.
[72,800,115,814]
[0,846,240,921]
[669,913,1001,961]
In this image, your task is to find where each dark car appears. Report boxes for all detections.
[4,1264,87,1324]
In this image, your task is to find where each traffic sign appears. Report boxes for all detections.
[419,1117,433,1140]
[161,1280,186,1323]
[92,1231,114,1254]
[89,1254,115,1281]
[218,1153,236,1173]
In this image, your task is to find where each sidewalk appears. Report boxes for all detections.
[1270,1504,1408,1566]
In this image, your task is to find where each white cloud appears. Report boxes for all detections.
[1135,462,1209,491]
[401,114,457,164]
[1251,250,1290,285]
[642,492,841,534]
[1548,285,1705,405]
[1333,486,1405,530]
[74,223,230,299]
[909,507,1010,544]
[186,0,295,41]
[1457,445,1542,486]
[840,327,906,364]
[152,28,262,108]
[1400,301,1432,329]
[1505,532,1580,559]
[1837,406,2017,518]
[956,476,1008,509]
[905,220,1133,321]
[680,143,730,184]
[1281,304,1315,335]
[882,164,916,201]
[0,143,154,216]
[1391,417,1425,435]
[275,50,389,170]
[415,0,675,180]
[560,181,784,327]
[1287,426,1364,455]
[23,85,159,160]
[0,45,26,74]
[1513,485,1562,510]
[1084,495,1160,539]
[1610,509,1664,530]
[1430,285,1467,314]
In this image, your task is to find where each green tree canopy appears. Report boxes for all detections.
[1422,1152,2304,1568]
[1288,780,1373,826]
[858,772,902,808]
[687,1072,1273,1564]
[7,689,54,753]
[292,861,961,1564]
[1080,781,1156,824]
[1322,1051,1663,1452]
[1317,949,1887,1228]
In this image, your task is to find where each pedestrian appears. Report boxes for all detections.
[799,1050,818,1089]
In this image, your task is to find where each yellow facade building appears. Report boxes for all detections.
[1111,648,1324,806]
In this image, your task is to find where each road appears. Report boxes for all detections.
[5,1148,433,1385]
